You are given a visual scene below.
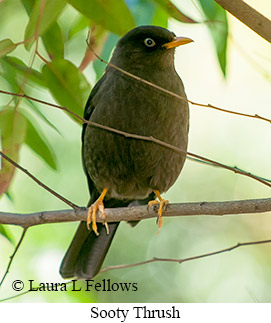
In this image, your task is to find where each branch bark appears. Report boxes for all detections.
[0,197,271,227]
[215,0,271,43]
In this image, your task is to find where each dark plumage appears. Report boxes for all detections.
[60,25,191,279]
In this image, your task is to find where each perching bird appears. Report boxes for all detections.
[60,25,192,279]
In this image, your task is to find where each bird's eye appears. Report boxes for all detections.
[144,38,156,47]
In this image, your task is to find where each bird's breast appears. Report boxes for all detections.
[83,70,189,199]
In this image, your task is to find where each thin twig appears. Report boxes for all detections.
[0,290,31,302]
[12,0,45,111]
[0,89,270,189]
[87,45,271,125]
[0,280,74,302]
[0,239,270,302]
[34,0,46,41]
[0,89,86,122]
[79,25,107,71]
[189,101,271,124]
[0,228,28,288]
[0,151,79,210]
[99,238,271,274]
[187,156,271,183]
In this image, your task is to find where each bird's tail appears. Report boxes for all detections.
[60,221,119,279]
[60,192,155,279]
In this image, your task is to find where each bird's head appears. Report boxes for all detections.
[110,25,193,72]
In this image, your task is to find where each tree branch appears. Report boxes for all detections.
[215,0,271,43]
[0,197,270,227]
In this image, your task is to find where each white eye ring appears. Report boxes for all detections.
[144,38,156,47]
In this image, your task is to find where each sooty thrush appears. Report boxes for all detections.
[60,25,192,279]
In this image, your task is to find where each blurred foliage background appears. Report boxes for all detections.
[0,0,270,302]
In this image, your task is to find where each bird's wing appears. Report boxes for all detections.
[82,74,106,134]
[60,73,155,279]
[60,73,118,279]
[81,74,107,197]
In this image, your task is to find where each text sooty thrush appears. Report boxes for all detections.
[60,25,192,279]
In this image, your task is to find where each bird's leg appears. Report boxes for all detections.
[148,190,169,233]
[87,188,108,236]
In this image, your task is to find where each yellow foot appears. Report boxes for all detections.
[148,190,169,234]
[87,188,108,235]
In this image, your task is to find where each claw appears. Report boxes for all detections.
[148,190,169,234]
[86,188,108,235]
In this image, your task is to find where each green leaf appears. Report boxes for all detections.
[24,117,57,170]
[67,0,135,35]
[0,225,14,244]
[68,14,90,40]
[197,0,228,76]
[2,56,46,88]
[42,59,90,122]
[128,0,156,25]
[0,39,17,58]
[24,0,66,50]
[21,0,35,15]
[4,190,14,203]
[152,4,169,27]
[24,100,61,135]
[42,22,64,59]
[0,56,20,93]
[0,109,27,195]
[151,0,196,23]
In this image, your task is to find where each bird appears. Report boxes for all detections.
[60,25,192,279]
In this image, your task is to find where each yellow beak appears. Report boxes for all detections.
[163,37,193,49]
